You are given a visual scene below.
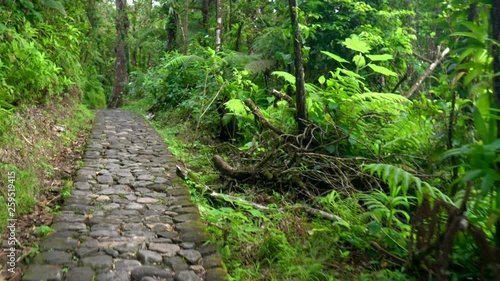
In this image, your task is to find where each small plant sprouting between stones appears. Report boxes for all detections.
[33,225,54,238]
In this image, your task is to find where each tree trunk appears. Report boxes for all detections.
[215,0,223,52]
[183,0,189,55]
[234,22,243,51]
[166,7,178,52]
[288,0,307,133]
[130,0,137,68]
[110,0,129,108]
[202,0,209,30]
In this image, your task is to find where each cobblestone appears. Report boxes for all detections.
[22,110,228,281]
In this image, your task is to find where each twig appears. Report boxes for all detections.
[208,191,345,222]
[16,249,32,263]
[20,133,34,147]
[370,241,408,264]
[412,51,433,64]
[46,194,62,205]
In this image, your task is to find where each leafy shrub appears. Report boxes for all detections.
[82,74,107,109]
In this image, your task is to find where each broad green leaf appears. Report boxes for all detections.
[321,51,349,63]
[462,21,487,38]
[473,108,489,142]
[366,54,393,61]
[484,139,500,150]
[339,68,363,79]
[249,209,262,217]
[367,64,398,77]
[318,75,326,85]
[343,35,371,53]
[480,170,495,196]
[462,169,485,182]
[221,114,233,126]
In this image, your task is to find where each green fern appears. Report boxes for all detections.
[272,71,296,85]
[224,99,251,117]
[363,163,451,204]
[162,54,203,69]
[245,59,275,73]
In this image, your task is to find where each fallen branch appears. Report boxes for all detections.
[177,165,346,223]
[46,194,62,206]
[271,89,294,107]
[208,190,345,222]
[405,47,450,99]
[370,241,408,264]
[244,98,285,136]
[212,154,254,180]
[412,51,433,64]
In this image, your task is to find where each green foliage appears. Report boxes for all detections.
[363,164,450,204]
[82,73,107,109]
[33,225,54,237]
[125,0,498,279]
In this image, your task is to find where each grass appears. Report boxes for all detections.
[0,97,94,233]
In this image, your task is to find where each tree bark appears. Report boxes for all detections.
[215,0,223,52]
[183,0,189,55]
[234,22,243,51]
[110,0,129,108]
[202,0,209,30]
[166,5,179,52]
[288,0,307,133]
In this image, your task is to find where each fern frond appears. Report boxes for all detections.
[41,0,66,15]
[363,163,451,203]
[245,60,275,73]
[224,99,250,116]
[354,92,409,103]
[163,55,203,69]
[272,71,296,85]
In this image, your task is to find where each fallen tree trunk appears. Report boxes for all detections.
[212,154,253,180]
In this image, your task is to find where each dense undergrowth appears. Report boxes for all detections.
[124,104,414,280]
[124,10,499,276]
[0,0,106,236]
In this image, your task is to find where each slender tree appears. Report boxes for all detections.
[110,0,129,108]
[215,0,223,52]
[202,0,209,30]
[288,0,307,133]
[183,0,189,54]
[165,1,179,52]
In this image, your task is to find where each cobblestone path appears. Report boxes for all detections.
[22,110,228,281]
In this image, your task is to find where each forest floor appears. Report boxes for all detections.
[0,99,92,281]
